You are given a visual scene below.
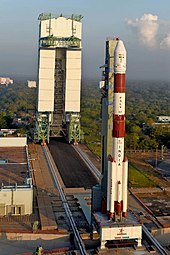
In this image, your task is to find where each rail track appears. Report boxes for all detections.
[143,225,169,255]
[72,144,101,181]
[42,145,88,255]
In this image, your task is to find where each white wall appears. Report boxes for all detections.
[101,225,142,242]
[0,137,27,147]
[38,49,55,112]
[0,188,33,215]
[65,50,81,112]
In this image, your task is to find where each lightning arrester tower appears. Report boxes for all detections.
[35,13,83,144]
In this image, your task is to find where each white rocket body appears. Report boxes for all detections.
[107,40,128,218]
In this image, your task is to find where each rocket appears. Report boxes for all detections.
[107,40,128,219]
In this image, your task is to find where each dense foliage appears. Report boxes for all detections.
[81,80,101,155]
[0,79,169,153]
[125,81,170,150]
[81,80,170,156]
[0,81,36,134]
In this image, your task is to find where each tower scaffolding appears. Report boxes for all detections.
[35,13,82,143]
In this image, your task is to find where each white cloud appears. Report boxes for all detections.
[127,13,159,48]
[160,33,170,49]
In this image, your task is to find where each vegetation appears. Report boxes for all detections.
[0,78,169,155]
[0,81,36,134]
[125,80,170,150]
[81,79,170,156]
[128,163,156,188]
[81,79,101,156]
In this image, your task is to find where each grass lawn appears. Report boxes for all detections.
[83,138,157,189]
[128,163,156,188]
[84,134,101,157]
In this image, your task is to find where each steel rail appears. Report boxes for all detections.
[72,145,101,181]
[42,145,88,255]
[142,225,169,255]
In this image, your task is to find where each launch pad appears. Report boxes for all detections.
[93,211,142,249]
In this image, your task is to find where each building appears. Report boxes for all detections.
[35,13,83,143]
[156,116,170,123]
[0,77,13,86]
[0,137,33,216]
[27,80,36,88]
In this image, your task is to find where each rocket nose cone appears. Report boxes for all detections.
[115,40,126,53]
[114,39,127,73]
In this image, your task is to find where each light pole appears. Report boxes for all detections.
[155,144,158,169]
[161,145,164,160]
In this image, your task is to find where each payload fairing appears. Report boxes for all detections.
[107,40,128,219]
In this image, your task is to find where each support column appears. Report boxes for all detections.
[100,240,106,249]
[137,238,142,247]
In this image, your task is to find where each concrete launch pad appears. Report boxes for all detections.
[93,211,142,249]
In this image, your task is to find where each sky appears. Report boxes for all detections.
[1,0,170,81]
